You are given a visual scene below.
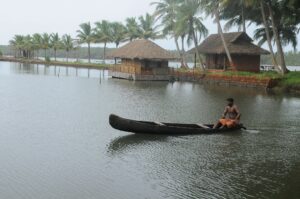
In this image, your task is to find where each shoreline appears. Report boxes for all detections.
[1,56,299,95]
[171,69,300,95]
[0,56,111,70]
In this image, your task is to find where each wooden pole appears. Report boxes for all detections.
[194,53,197,68]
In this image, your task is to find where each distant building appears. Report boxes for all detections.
[108,39,176,81]
[189,32,270,72]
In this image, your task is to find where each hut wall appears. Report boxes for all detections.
[118,59,141,74]
[205,54,260,72]
[141,60,169,75]
[230,55,260,72]
[205,54,226,70]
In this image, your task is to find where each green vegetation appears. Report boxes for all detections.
[207,71,281,79]
[279,72,300,87]
[0,50,2,57]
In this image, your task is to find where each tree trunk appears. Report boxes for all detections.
[44,49,47,59]
[174,37,185,68]
[267,2,288,74]
[241,0,246,32]
[54,49,57,61]
[88,42,91,63]
[103,42,107,64]
[260,1,280,72]
[192,28,205,70]
[66,50,69,62]
[215,6,232,68]
[181,36,188,68]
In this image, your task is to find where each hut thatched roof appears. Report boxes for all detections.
[188,32,270,55]
[107,39,177,60]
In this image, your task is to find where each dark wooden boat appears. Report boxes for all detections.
[109,114,246,135]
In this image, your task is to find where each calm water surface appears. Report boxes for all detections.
[0,61,299,199]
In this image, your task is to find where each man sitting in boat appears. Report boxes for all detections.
[213,98,241,129]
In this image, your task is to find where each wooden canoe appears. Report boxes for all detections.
[109,114,245,135]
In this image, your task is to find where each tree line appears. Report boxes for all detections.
[8,0,300,74]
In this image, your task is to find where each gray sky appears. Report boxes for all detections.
[0,0,299,51]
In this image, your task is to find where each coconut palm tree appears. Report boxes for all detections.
[138,13,161,39]
[94,20,113,63]
[125,17,141,41]
[243,0,296,74]
[50,33,62,61]
[220,0,248,32]
[265,0,288,74]
[111,22,127,48]
[9,35,24,58]
[32,33,43,59]
[200,0,233,67]
[23,35,34,59]
[41,33,51,60]
[152,0,188,68]
[77,22,93,63]
[62,34,74,62]
[176,0,208,70]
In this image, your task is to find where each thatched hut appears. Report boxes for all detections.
[107,39,176,81]
[189,32,270,72]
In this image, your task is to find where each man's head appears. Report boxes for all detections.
[226,98,234,107]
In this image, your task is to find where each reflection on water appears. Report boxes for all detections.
[107,134,169,156]
[2,61,108,79]
[0,61,299,199]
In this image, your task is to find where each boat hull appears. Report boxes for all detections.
[109,114,244,135]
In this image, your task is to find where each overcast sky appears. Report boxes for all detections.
[0,0,299,51]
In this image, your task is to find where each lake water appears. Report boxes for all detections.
[0,61,299,199]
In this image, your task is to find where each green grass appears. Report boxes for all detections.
[209,71,282,79]
[175,68,282,79]
[280,71,300,87]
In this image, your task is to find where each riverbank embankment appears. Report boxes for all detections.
[172,69,300,94]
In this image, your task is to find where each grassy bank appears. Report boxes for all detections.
[174,68,300,92]
[0,56,111,70]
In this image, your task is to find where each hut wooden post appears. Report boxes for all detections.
[194,53,197,68]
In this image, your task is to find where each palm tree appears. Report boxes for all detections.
[243,0,296,74]
[200,0,233,68]
[176,0,208,70]
[9,35,24,58]
[62,34,74,62]
[152,0,188,68]
[94,20,113,63]
[41,33,51,60]
[32,33,43,59]
[220,0,248,32]
[50,33,62,61]
[138,13,161,39]
[111,22,127,47]
[125,17,141,41]
[77,22,93,63]
[266,0,288,74]
[23,35,34,59]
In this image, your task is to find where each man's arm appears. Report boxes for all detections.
[222,107,228,118]
[234,106,241,120]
